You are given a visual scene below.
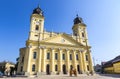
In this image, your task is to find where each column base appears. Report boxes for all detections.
[58,72,62,75]
[80,71,84,74]
[41,72,46,75]
[50,72,55,75]
[24,72,30,77]
[37,72,47,76]
[37,72,42,77]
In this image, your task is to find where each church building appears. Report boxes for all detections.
[17,6,94,76]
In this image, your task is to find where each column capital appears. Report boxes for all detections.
[39,46,46,49]
[50,48,55,51]
[39,46,42,48]
[65,48,69,51]
[79,50,84,53]
[27,45,32,48]
[58,48,62,50]
[72,49,76,52]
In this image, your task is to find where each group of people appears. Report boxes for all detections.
[69,67,94,77]
[69,68,77,76]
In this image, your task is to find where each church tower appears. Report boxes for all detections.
[29,5,44,41]
[17,6,94,76]
[72,15,88,45]
[72,15,94,73]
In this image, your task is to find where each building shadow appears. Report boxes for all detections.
[98,73,120,78]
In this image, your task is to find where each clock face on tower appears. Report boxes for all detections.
[36,21,40,25]
[61,39,65,43]
[32,18,35,20]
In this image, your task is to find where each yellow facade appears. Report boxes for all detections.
[113,62,120,73]
[17,6,94,76]
[104,62,120,74]
[104,66,114,73]
[103,55,120,74]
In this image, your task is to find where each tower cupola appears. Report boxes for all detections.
[29,5,45,41]
[72,15,87,43]
[32,5,43,16]
[74,14,83,24]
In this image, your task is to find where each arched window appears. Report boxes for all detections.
[47,53,50,59]
[35,25,39,30]
[82,32,84,37]
[76,54,79,60]
[62,54,65,60]
[55,53,58,60]
[21,57,24,63]
[86,54,88,61]
[55,65,58,71]
[87,65,89,71]
[70,54,72,60]
[70,65,73,70]
[74,30,77,36]
[20,66,23,72]
[33,52,37,59]
[32,64,35,71]
[77,65,80,74]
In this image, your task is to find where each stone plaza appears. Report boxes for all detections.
[1,74,120,79]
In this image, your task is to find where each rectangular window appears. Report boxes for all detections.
[62,54,65,60]
[82,33,84,37]
[35,25,39,31]
[32,64,35,72]
[55,65,58,71]
[87,65,89,71]
[33,52,37,59]
[70,54,72,60]
[55,53,58,60]
[21,57,24,63]
[47,53,50,59]
[34,35,38,37]
[20,66,23,72]
[86,55,88,61]
[76,54,79,60]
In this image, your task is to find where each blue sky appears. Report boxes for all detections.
[0,0,120,65]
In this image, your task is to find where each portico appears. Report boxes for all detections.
[17,5,94,76]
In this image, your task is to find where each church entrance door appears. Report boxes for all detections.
[77,65,80,74]
[62,64,67,74]
[46,64,50,75]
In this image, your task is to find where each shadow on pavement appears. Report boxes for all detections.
[98,74,120,78]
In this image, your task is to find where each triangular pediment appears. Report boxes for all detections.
[41,34,81,46]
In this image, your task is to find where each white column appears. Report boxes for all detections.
[66,49,70,72]
[25,45,32,76]
[88,51,94,72]
[51,48,55,74]
[38,47,42,72]
[41,47,46,72]
[82,51,87,72]
[58,48,62,74]
[73,50,77,70]
[79,50,84,73]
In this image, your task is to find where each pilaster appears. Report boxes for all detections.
[88,51,94,72]
[58,48,62,74]
[79,50,84,73]
[82,50,87,73]
[26,45,32,74]
[38,46,42,72]
[66,49,70,72]
[51,48,55,74]
[41,47,46,72]
[73,50,77,70]
[24,45,32,76]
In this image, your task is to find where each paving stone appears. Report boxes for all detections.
[1,74,120,79]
